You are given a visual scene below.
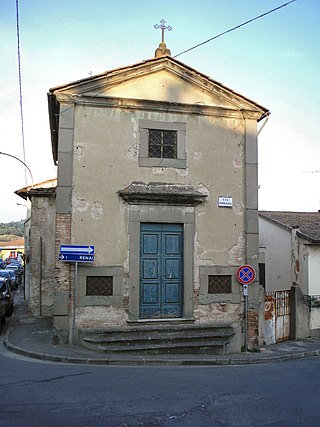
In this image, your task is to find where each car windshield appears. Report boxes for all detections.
[0,271,9,277]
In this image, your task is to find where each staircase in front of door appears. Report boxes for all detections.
[79,322,236,356]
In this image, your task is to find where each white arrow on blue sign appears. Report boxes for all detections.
[59,245,95,262]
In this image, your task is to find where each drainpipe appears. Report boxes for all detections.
[291,226,300,287]
[291,226,300,340]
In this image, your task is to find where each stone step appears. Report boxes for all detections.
[82,329,233,345]
[80,322,234,336]
[79,322,235,356]
[89,339,231,356]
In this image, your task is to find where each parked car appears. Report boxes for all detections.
[6,258,23,267]
[0,292,6,328]
[0,277,13,316]
[0,270,17,290]
[7,259,23,270]
[5,265,22,286]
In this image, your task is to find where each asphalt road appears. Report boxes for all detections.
[1,324,320,427]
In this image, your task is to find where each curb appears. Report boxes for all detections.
[4,302,320,366]
[4,333,320,366]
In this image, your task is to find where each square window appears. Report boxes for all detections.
[208,275,232,294]
[86,276,113,296]
[139,120,186,168]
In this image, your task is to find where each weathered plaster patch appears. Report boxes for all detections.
[76,306,127,328]
[152,167,166,175]
[91,201,103,220]
[227,232,245,265]
[73,195,89,212]
[233,202,244,215]
[193,211,216,290]
[127,143,139,161]
[176,168,188,177]
[130,115,138,132]
[193,152,202,161]
[194,302,242,324]
[74,145,85,160]
[233,158,242,168]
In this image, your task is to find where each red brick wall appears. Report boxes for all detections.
[55,213,72,294]
[247,309,260,349]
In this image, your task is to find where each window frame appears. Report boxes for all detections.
[139,119,186,168]
[77,266,124,306]
[199,266,241,304]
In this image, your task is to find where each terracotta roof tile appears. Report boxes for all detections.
[0,237,24,247]
[259,211,320,243]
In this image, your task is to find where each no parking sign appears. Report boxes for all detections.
[236,265,256,285]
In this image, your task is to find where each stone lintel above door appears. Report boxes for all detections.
[119,182,207,206]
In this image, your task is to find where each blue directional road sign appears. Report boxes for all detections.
[59,245,95,263]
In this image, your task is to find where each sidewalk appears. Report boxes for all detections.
[4,288,320,366]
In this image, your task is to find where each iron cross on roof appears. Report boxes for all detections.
[154,19,172,43]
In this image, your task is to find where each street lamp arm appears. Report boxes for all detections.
[0,151,34,188]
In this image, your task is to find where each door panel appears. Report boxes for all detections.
[140,223,183,319]
[164,282,180,303]
[142,234,159,254]
[164,234,180,254]
[164,259,180,279]
[142,259,158,279]
[141,282,159,304]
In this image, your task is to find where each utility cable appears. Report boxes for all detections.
[16,0,27,185]
[174,0,297,58]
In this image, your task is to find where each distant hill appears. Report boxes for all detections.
[0,220,24,239]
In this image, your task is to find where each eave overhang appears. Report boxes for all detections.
[48,93,60,165]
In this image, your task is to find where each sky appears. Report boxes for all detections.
[0,0,319,223]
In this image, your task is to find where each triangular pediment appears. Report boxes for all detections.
[50,56,268,116]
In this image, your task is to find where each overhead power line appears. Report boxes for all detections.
[16,0,27,185]
[174,0,298,58]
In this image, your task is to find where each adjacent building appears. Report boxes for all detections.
[260,211,320,339]
[15,179,56,313]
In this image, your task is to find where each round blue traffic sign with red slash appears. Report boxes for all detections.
[236,265,256,285]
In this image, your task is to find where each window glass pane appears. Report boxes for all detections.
[208,275,232,294]
[148,129,177,159]
[148,129,161,158]
[86,276,113,296]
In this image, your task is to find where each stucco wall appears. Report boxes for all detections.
[70,104,247,326]
[308,245,320,295]
[29,195,56,316]
[310,307,320,337]
[259,217,292,291]
[72,107,245,258]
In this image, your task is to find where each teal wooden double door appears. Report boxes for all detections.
[140,223,183,319]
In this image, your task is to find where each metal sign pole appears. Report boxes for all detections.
[59,245,95,345]
[236,266,255,352]
[243,284,248,351]
[72,262,78,345]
